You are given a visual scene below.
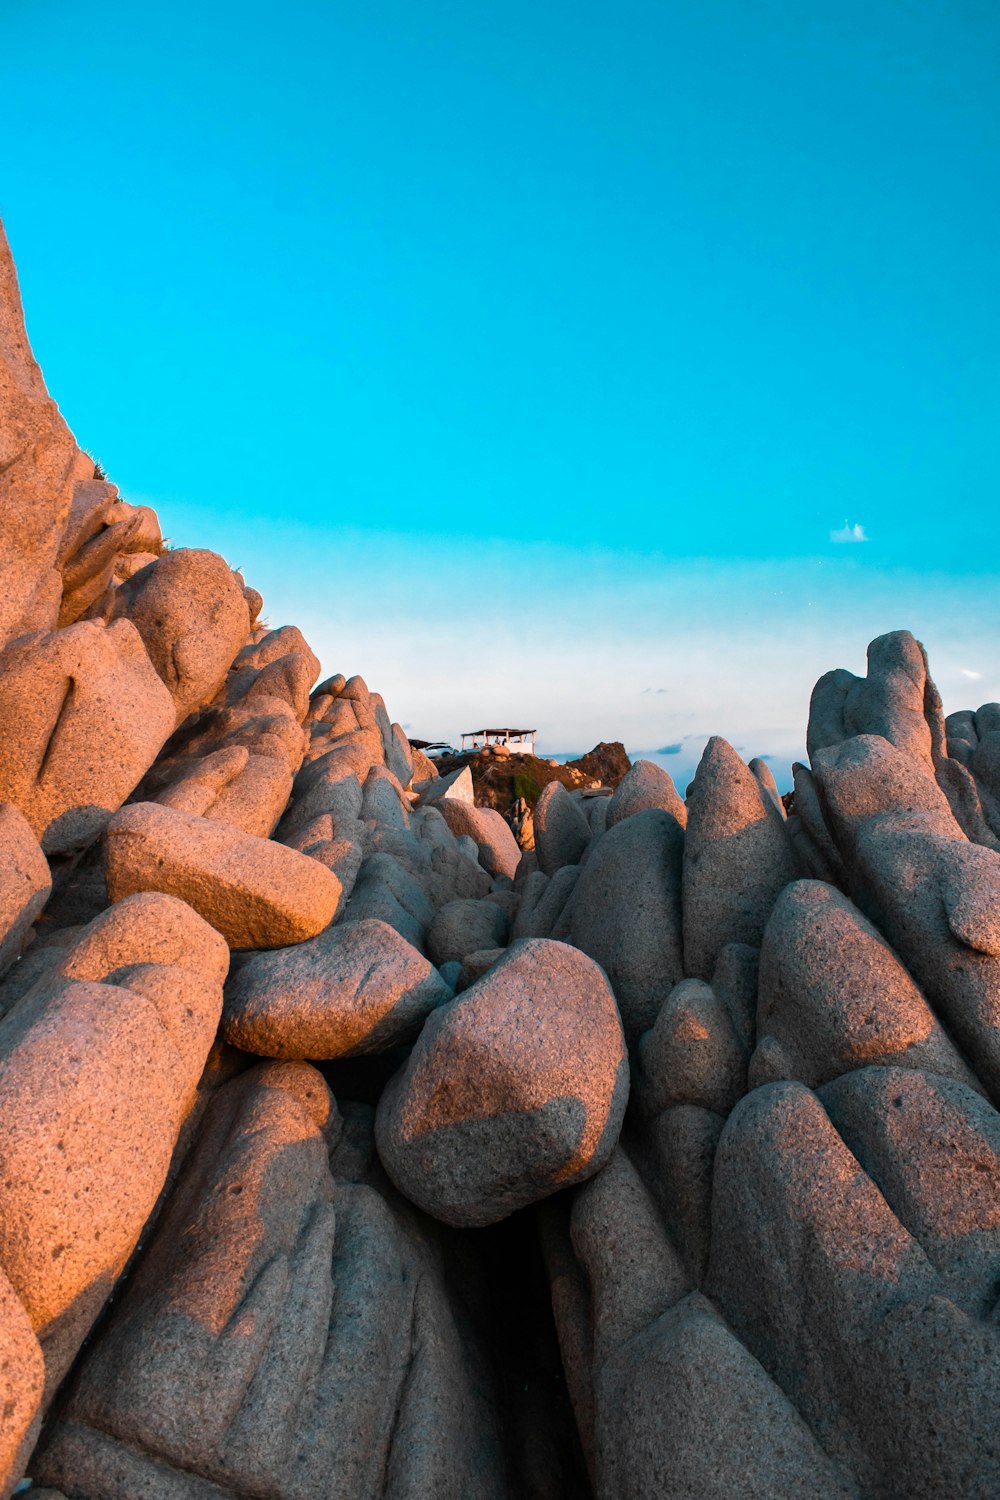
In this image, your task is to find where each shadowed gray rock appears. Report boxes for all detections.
[426,896,509,967]
[597,1292,858,1500]
[637,978,746,1117]
[709,1080,1000,1498]
[565,808,684,1043]
[534,780,591,875]
[683,736,798,981]
[820,1066,1000,1318]
[376,939,628,1226]
[813,735,1000,1101]
[32,1063,509,1500]
[223,917,451,1058]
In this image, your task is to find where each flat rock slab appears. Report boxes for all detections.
[105,802,340,949]
[376,938,629,1226]
[223,917,451,1058]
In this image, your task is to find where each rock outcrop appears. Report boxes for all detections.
[3,218,1000,1500]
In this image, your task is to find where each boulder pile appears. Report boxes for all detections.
[2,217,1000,1498]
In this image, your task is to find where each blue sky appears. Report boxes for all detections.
[3,1,999,787]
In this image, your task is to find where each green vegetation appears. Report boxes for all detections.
[511,771,542,808]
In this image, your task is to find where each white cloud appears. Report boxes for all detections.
[830,521,869,544]
[960,668,983,680]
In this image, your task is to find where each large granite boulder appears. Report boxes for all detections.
[105,802,341,948]
[223,917,451,1058]
[0,948,223,1392]
[376,939,629,1226]
[813,735,1000,1101]
[709,1080,1000,1498]
[606,758,687,829]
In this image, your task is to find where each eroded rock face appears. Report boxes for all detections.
[376,939,629,1226]
[0,619,177,854]
[0,220,79,652]
[0,1265,44,1500]
[533,780,591,875]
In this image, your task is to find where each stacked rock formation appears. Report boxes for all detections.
[1,217,1000,1498]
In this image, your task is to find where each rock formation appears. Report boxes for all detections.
[1,216,999,1499]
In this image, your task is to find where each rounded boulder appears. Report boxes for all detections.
[375,938,629,1226]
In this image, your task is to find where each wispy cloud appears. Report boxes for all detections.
[960,668,983,680]
[830,521,869,544]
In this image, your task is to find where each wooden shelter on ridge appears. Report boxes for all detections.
[461,727,537,754]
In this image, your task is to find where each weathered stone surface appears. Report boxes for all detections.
[434,798,521,879]
[0,803,49,979]
[88,547,252,719]
[813,735,1000,1101]
[33,1063,508,1500]
[597,1291,857,1500]
[0,958,222,1392]
[752,880,977,1091]
[683,736,798,980]
[223,918,450,1058]
[342,850,435,950]
[820,1066,1000,1317]
[0,219,78,651]
[808,629,945,773]
[455,946,504,991]
[606,758,687,829]
[158,743,294,838]
[0,1264,44,1499]
[59,890,231,989]
[0,619,176,854]
[105,802,340,949]
[709,1081,1000,1498]
[426,896,509,967]
[570,1145,690,1372]
[376,939,628,1226]
[565,808,684,1042]
[534,780,591,875]
[644,1104,725,1283]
